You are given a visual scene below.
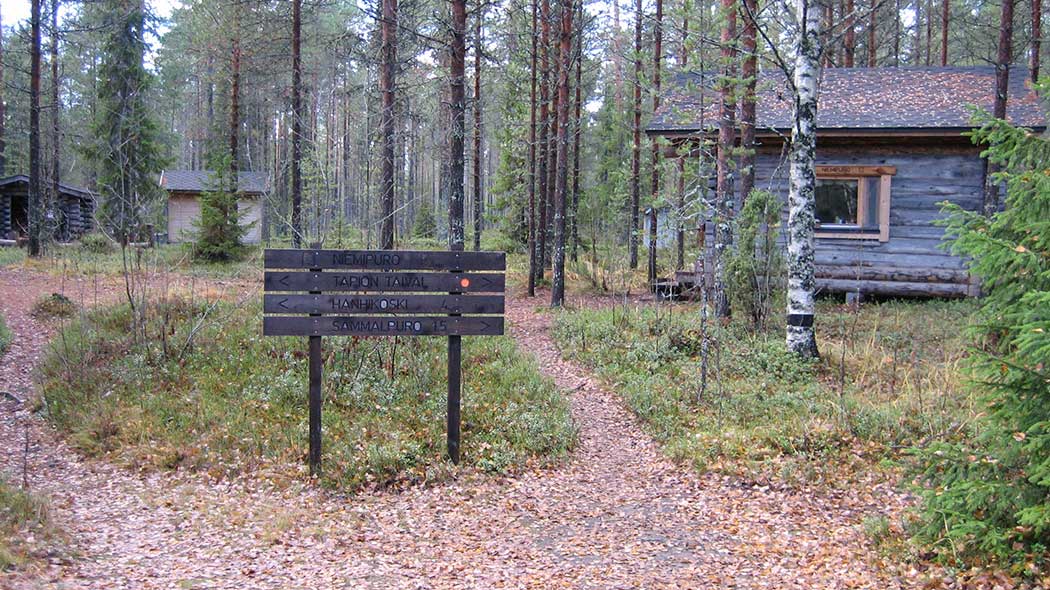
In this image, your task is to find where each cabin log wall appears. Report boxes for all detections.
[752,139,981,298]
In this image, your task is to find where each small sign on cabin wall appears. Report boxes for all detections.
[262,248,507,473]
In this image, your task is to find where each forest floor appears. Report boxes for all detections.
[0,267,917,589]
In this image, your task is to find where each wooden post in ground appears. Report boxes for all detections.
[308,243,322,475]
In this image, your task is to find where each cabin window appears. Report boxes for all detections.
[814,165,895,242]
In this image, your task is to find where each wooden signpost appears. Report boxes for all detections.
[263,248,506,474]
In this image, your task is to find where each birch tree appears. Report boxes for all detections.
[784,0,823,358]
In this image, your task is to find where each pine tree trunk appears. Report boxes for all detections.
[536,0,551,280]
[925,0,932,65]
[786,0,821,359]
[1032,0,1041,80]
[740,0,758,202]
[449,0,467,250]
[648,0,663,285]
[984,0,1014,215]
[845,0,856,66]
[380,0,398,249]
[551,0,574,307]
[629,0,642,269]
[472,4,483,251]
[941,0,949,65]
[868,0,877,66]
[714,0,737,318]
[528,0,538,295]
[29,0,42,256]
[0,4,6,178]
[291,0,303,247]
[570,7,583,264]
[50,0,61,239]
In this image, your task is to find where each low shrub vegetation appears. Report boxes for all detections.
[0,312,11,358]
[31,293,77,319]
[38,297,575,490]
[0,477,58,570]
[552,299,977,487]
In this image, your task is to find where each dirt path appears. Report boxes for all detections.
[0,269,911,589]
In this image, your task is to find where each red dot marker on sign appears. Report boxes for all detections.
[460,278,471,288]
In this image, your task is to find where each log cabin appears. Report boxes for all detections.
[645,66,1047,298]
[160,170,266,244]
[0,174,96,243]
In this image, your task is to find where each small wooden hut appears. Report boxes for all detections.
[160,170,267,244]
[0,175,96,242]
[646,66,1047,298]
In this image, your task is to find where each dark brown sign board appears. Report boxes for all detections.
[264,248,506,271]
[264,294,504,315]
[263,316,504,337]
[264,271,505,293]
[262,248,506,473]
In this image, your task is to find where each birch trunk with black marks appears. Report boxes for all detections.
[786,0,822,358]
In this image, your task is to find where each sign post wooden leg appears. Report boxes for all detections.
[447,334,461,465]
[308,244,322,475]
[308,334,322,474]
[448,261,463,465]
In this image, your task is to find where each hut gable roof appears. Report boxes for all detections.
[160,170,268,195]
[647,66,1047,135]
[0,174,95,201]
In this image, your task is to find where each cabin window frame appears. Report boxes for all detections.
[813,165,894,242]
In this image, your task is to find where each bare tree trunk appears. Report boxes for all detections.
[0,4,5,178]
[472,4,483,251]
[984,0,1014,215]
[629,0,642,269]
[740,0,758,202]
[230,15,241,205]
[786,0,821,359]
[50,0,61,239]
[648,0,664,285]
[894,0,901,64]
[380,0,398,249]
[868,0,877,66]
[1033,0,1041,79]
[570,6,583,264]
[291,0,303,246]
[676,3,689,271]
[845,0,856,66]
[536,0,551,280]
[940,0,949,65]
[450,0,467,249]
[551,0,574,307]
[925,0,932,65]
[714,0,737,318]
[528,0,539,295]
[29,0,42,256]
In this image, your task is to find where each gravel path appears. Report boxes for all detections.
[0,269,911,589]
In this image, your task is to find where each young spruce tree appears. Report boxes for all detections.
[915,99,1050,566]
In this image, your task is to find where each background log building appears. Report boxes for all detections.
[647,66,1047,298]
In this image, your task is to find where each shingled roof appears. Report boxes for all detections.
[160,170,269,194]
[647,66,1047,135]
